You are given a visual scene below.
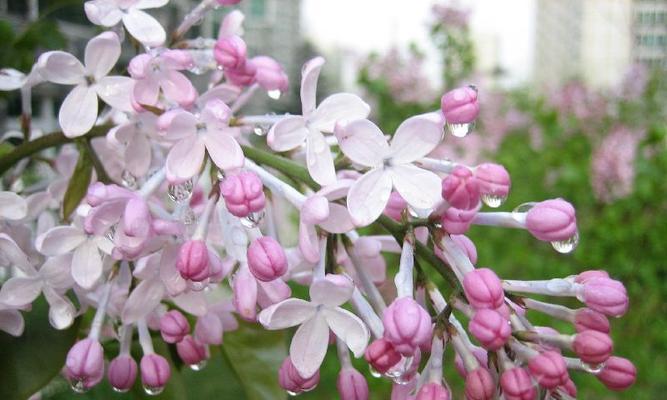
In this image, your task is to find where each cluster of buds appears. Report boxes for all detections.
[0,0,636,398]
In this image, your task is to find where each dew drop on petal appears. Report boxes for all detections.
[511,202,536,223]
[168,178,194,203]
[447,122,472,138]
[582,361,605,374]
[70,379,88,393]
[112,386,131,393]
[368,365,382,378]
[551,232,579,254]
[267,90,281,100]
[122,170,138,190]
[286,390,300,396]
[190,360,208,371]
[240,211,265,228]
[481,193,507,208]
[143,385,165,396]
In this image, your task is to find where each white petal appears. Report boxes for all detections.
[309,276,353,308]
[84,0,122,26]
[159,245,187,296]
[40,254,75,290]
[310,93,370,133]
[198,84,240,106]
[37,51,85,85]
[390,165,442,210]
[390,115,444,164]
[334,119,389,168]
[318,203,354,233]
[122,9,166,46]
[258,298,316,330]
[121,278,165,323]
[134,0,169,9]
[267,116,308,152]
[71,240,103,289]
[59,85,98,138]
[0,233,33,272]
[124,130,152,177]
[85,31,121,79]
[173,291,208,316]
[96,76,134,111]
[0,68,26,91]
[203,132,244,171]
[0,309,24,336]
[0,191,27,220]
[36,226,86,256]
[322,308,369,357]
[0,277,42,307]
[166,137,206,181]
[298,222,321,265]
[43,287,76,330]
[300,57,325,117]
[25,192,51,220]
[306,129,336,186]
[289,314,330,378]
[346,169,392,227]
[217,202,248,262]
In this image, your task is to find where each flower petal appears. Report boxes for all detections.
[300,57,325,116]
[335,119,389,168]
[124,129,152,177]
[85,31,121,79]
[96,76,134,112]
[134,0,169,9]
[35,226,86,256]
[173,291,208,316]
[267,116,308,152]
[122,8,166,46]
[0,277,42,307]
[390,115,444,164]
[0,234,33,273]
[162,110,196,141]
[310,93,370,133]
[71,240,103,289]
[58,85,98,138]
[84,0,122,26]
[0,191,27,220]
[43,287,76,330]
[289,314,330,378]
[37,51,85,85]
[40,254,75,290]
[309,276,354,308]
[306,128,336,186]
[258,298,316,330]
[298,222,320,264]
[121,278,165,323]
[390,164,441,210]
[161,70,197,107]
[322,307,369,357]
[203,132,244,171]
[159,245,187,296]
[318,203,355,233]
[0,309,24,336]
[198,84,240,106]
[166,137,206,181]
[346,168,392,227]
[0,68,26,91]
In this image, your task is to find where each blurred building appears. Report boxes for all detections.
[533,0,666,89]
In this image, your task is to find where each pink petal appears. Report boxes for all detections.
[159,245,187,296]
[198,84,241,106]
[40,254,75,290]
[258,298,316,330]
[59,85,98,138]
[161,70,197,107]
[37,51,85,85]
[298,222,320,264]
[132,77,160,106]
[0,191,27,220]
[125,130,152,177]
[36,226,86,256]
[322,308,369,357]
[267,116,308,152]
[84,31,121,79]
[96,76,134,112]
[309,277,354,308]
[0,277,42,307]
[289,314,329,378]
[346,169,392,227]
[173,291,208,316]
[300,57,325,116]
[122,8,166,46]
[84,0,123,26]
[203,132,244,171]
[121,278,165,323]
[390,165,441,210]
[390,115,444,164]
[318,203,354,233]
[43,287,76,330]
[306,129,336,186]
[166,137,206,181]
[309,93,370,133]
[163,111,197,141]
[335,119,388,168]
[0,309,24,336]
[71,240,103,289]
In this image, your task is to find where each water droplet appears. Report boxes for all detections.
[182,208,197,226]
[286,390,300,396]
[551,232,579,254]
[105,225,117,242]
[267,90,281,100]
[122,170,138,190]
[143,385,165,396]
[511,202,536,223]
[190,359,208,371]
[368,365,382,378]
[70,379,88,393]
[168,179,194,203]
[253,126,268,136]
[112,386,130,393]
[189,280,208,292]
[481,193,507,208]
[240,211,265,228]
[468,84,478,93]
[582,361,605,374]
[447,122,472,138]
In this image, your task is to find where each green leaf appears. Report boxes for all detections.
[0,296,80,400]
[62,144,93,220]
[220,321,288,400]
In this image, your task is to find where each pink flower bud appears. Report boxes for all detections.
[176,335,208,366]
[533,326,561,353]
[337,367,369,400]
[527,350,568,389]
[233,268,258,321]
[442,166,480,210]
[86,183,132,207]
[220,171,266,218]
[468,309,510,350]
[107,355,138,392]
[250,56,288,92]
[574,269,609,283]
[214,35,247,69]
[65,339,104,390]
[382,297,433,356]
[525,199,577,242]
[454,346,488,377]
[572,330,613,364]
[384,192,407,221]
[301,195,330,225]
[364,338,401,374]
[574,308,610,333]
[278,357,320,394]
[441,205,479,234]
[451,234,478,264]
[247,237,288,282]
[500,367,536,400]
[140,354,171,392]
[474,163,510,199]
[465,367,495,400]
[462,268,504,309]
[560,378,577,397]
[177,240,210,282]
[123,196,151,238]
[194,313,223,345]
[581,277,629,317]
[160,310,190,343]
[416,382,451,400]
[595,356,636,391]
[225,62,257,86]
[441,86,479,124]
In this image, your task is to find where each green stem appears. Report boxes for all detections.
[241,145,319,190]
[79,138,112,184]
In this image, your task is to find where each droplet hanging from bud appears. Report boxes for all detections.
[189,359,208,371]
[481,192,507,208]
[447,122,473,138]
[168,178,194,203]
[143,385,165,396]
[267,89,281,99]
[122,170,138,190]
[551,232,579,254]
[240,210,265,228]
[70,379,88,394]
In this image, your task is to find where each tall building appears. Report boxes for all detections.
[633,0,667,68]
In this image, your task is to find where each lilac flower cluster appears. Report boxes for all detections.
[0,0,636,398]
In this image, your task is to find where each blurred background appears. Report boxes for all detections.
[1,0,666,399]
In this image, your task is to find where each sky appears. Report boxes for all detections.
[302,0,536,87]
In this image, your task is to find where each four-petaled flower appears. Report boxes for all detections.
[84,0,167,46]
